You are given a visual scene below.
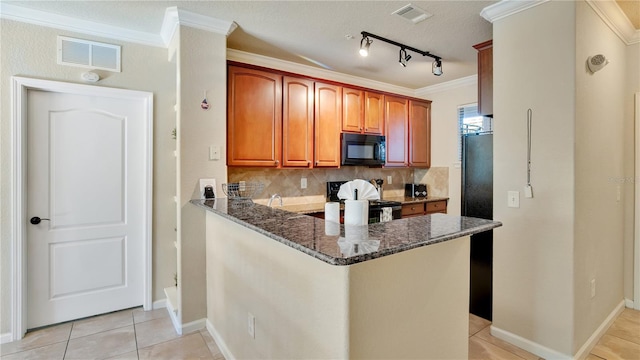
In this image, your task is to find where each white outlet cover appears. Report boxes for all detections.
[199,178,216,199]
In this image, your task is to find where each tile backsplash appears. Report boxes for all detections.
[228,166,450,201]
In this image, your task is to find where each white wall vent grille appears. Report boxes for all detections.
[57,36,121,72]
[392,4,433,24]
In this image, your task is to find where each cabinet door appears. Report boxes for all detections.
[342,87,364,133]
[283,76,314,167]
[385,96,409,167]
[409,100,431,168]
[227,66,282,167]
[314,82,341,167]
[364,91,384,135]
[474,40,493,117]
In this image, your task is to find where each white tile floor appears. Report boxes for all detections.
[3,307,638,359]
[0,307,224,360]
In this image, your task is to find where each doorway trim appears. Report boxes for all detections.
[10,76,153,340]
[635,92,640,310]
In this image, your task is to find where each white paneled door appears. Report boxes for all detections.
[26,89,147,329]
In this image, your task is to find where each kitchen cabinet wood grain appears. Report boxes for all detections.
[473,40,493,117]
[385,95,409,167]
[364,91,385,135]
[227,66,282,167]
[342,87,364,133]
[283,76,314,167]
[409,100,431,168]
[314,82,342,167]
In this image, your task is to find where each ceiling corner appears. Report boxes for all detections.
[586,0,639,45]
[173,8,237,37]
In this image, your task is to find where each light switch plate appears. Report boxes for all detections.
[199,178,216,199]
[209,145,221,160]
[508,191,520,208]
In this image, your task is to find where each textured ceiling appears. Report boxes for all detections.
[6,1,638,88]
[616,0,640,29]
[5,1,497,89]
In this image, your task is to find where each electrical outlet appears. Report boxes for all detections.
[248,313,255,339]
[199,179,216,199]
[387,175,393,185]
[591,279,596,298]
[301,177,307,189]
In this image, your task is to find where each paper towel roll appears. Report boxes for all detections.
[325,221,340,236]
[324,202,340,224]
[344,200,368,226]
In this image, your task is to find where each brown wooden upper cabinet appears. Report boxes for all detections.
[364,91,385,135]
[409,100,431,168]
[385,95,409,167]
[342,87,364,133]
[282,76,314,168]
[227,66,282,167]
[342,88,384,135]
[473,40,493,117]
[314,82,342,167]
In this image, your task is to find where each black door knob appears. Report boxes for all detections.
[30,217,50,225]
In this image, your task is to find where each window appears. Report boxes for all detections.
[458,103,492,160]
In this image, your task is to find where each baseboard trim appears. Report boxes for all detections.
[574,300,625,360]
[153,299,167,310]
[182,318,206,334]
[164,298,182,335]
[492,299,626,360]
[0,332,13,344]
[206,319,235,360]
[490,326,572,360]
[624,298,634,309]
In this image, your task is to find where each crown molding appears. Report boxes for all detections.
[480,0,550,23]
[161,7,237,47]
[0,2,164,47]
[414,75,477,98]
[586,0,639,45]
[227,49,415,97]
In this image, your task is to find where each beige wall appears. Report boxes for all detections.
[176,25,228,325]
[205,211,470,359]
[574,0,628,351]
[0,19,177,334]
[493,0,633,356]
[492,1,577,355]
[623,40,640,302]
[416,81,479,216]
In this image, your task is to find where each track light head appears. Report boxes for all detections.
[399,48,411,67]
[432,59,443,76]
[359,35,372,57]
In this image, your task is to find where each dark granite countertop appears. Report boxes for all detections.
[278,196,449,214]
[191,198,501,266]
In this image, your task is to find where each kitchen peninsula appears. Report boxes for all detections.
[193,198,501,359]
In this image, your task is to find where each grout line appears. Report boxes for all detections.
[62,322,73,359]
[132,312,140,359]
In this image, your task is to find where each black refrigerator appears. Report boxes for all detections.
[461,133,493,321]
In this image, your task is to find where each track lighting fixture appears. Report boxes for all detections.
[399,48,411,67]
[358,31,443,76]
[432,59,443,76]
[359,35,372,57]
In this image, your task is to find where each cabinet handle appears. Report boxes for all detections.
[275,160,279,165]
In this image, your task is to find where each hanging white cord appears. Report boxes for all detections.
[525,109,533,198]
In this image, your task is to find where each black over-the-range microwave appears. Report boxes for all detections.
[341,133,386,166]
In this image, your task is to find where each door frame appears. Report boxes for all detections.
[635,92,640,310]
[10,76,153,340]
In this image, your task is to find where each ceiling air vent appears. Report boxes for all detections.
[392,4,433,24]
[57,36,121,72]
